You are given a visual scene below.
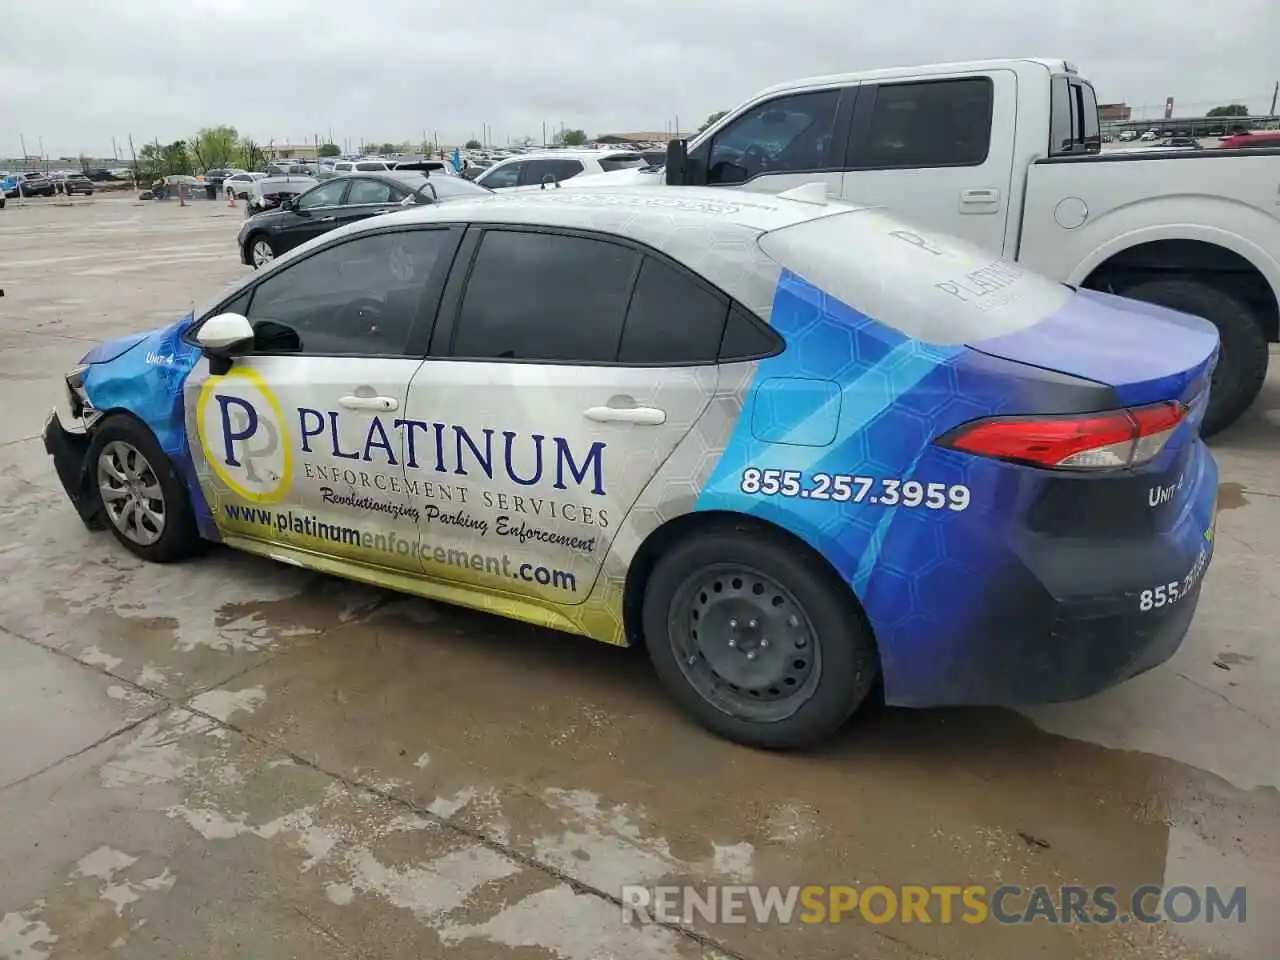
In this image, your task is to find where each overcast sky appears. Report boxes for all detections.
[2,0,1277,158]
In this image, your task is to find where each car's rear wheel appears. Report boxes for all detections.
[642,524,878,749]
[249,235,276,268]
[90,416,203,563]
[1119,276,1268,437]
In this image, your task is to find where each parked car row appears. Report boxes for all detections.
[1,171,97,200]
[237,171,492,266]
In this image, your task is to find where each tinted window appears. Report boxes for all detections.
[335,162,353,171]
[707,89,840,184]
[521,159,584,185]
[719,305,782,362]
[618,257,727,364]
[296,180,347,209]
[453,230,638,362]
[356,161,387,171]
[859,78,993,168]
[1049,77,1076,154]
[478,161,522,188]
[244,230,451,356]
[598,154,646,172]
[346,178,400,204]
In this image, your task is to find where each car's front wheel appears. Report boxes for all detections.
[247,234,276,268]
[90,415,204,563]
[642,523,879,749]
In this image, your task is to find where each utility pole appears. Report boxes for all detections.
[1271,81,1278,117]
[19,135,26,162]
[542,121,546,148]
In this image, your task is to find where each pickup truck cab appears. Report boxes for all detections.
[648,58,1280,435]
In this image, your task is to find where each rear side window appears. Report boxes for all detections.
[478,162,522,188]
[356,161,387,171]
[857,78,993,168]
[599,154,646,172]
[618,257,728,364]
[346,179,400,204]
[521,158,584,185]
[452,230,638,362]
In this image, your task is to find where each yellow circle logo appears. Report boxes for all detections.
[196,368,293,503]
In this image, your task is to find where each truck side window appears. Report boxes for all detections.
[706,89,841,185]
[858,78,993,168]
[1049,77,1076,154]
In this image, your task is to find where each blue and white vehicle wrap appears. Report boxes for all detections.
[48,189,1220,707]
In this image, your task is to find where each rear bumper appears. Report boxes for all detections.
[43,409,104,529]
[878,443,1219,707]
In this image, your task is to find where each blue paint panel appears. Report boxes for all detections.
[696,270,1220,706]
[750,378,840,446]
[969,287,1219,407]
[81,315,218,541]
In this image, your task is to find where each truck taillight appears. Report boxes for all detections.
[937,401,1187,470]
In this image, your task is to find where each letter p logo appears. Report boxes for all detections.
[216,394,258,467]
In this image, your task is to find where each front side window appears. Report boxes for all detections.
[346,178,401,205]
[452,230,638,362]
[243,229,452,356]
[707,88,841,184]
[295,180,348,210]
[478,161,523,188]
[859,78,994,168]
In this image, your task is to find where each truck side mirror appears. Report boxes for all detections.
[665,139,689,186]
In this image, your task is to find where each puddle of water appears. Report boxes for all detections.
[1217,482,1249,510]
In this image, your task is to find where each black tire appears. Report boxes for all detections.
[1119,277,1268,437]
[642,523,879,749]
[87,414,204,563]
[245,232,277,269]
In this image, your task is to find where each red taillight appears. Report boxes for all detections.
[938,401,1187,470]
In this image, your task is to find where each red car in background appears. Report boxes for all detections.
[1218,131,1280,149]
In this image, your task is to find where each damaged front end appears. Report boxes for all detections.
[42,364,106,529]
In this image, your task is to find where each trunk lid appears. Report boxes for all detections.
[966,288,1219,407]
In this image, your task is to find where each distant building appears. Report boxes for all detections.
[271,144,320,161]
[1098,103,1132,122]
[594,132,676,144]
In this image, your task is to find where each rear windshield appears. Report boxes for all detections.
[356,162,387,171]
[757,210,1072,344]
[598,154,646,172]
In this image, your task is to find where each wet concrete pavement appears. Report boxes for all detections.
[1,196,1276,959]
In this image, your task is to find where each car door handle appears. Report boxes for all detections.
[317,215,335,222]
[959,188,1001,210]
[339,395,398,411]
[584,405,666,425]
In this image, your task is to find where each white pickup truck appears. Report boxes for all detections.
[590,58,1280,435]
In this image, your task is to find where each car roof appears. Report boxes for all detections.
[492,149,638,162]
[328,184,872,316]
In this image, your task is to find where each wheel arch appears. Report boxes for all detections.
[1079,236,1280,342]
[622,508,878,653]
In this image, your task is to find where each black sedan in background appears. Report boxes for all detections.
[237,172,492,268]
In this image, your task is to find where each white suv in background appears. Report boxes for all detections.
[474,149,647,191]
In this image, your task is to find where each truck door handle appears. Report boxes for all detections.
[960,188,1001,206]
[340,395,398,411]
[584,405,666,425]
[317,215,335,222]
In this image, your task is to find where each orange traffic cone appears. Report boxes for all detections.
[179,185,186,207]
[226,189,236,209]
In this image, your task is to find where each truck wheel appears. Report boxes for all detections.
[88,415,204,563]
[642,524,879,749]
[1120,277,1268,437]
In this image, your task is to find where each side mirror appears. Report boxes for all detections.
[197,312,254,351]
[665,139,688,185]
[280,197,297,211]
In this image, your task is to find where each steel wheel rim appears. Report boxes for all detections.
[97,441,166,546]
[668,563,821,722]
[252,239,274,266]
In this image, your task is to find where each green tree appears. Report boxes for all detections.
[465,139,482,150]
[160,140,192,175]
[377,142,399,155]
[697,110,728,134]
[188,125,238,171]
[559,128,588,146]
[318,142,341,157]
[235,138,266,172]
[1207,104,1249,117]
